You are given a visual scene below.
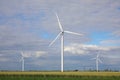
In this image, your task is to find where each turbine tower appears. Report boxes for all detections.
[92,53,102,72]
[20,51,25,71]
[49,12,83,72]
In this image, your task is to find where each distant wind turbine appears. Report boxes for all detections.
[20,51,25,71]
[92,53,102,72]
[49,12,83,72]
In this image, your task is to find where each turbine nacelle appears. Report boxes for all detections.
[49,30,83,47]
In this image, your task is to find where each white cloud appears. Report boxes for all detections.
[22,51,47,58]
[0,0,48,16]
[65,46,88,55]
[35,51,46,57]
[65,43,111,55]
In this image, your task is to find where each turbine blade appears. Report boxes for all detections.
[49,32,62,46]
[64,31,83,36]
[55,12,63,31]
[98,59,102,63]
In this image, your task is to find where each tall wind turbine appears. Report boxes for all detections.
[20,51,25,71]
[49,12,83,72]
[92,53,102,72]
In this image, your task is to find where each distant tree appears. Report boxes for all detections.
[74,69,79,72]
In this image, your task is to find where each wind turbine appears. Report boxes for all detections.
[49,12,83,72]
[20,51,25,71]
[92,53,102,72]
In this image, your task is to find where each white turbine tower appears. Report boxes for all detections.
[20,51,25,71]
[49,12,83,72]
[92,53,102,72]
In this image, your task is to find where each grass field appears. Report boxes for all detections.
[0,71,120,80]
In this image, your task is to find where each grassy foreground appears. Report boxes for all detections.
[0,71,120,80]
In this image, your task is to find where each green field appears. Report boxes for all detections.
[0,71,120,80]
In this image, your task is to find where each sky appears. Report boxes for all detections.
[0,0,120,71]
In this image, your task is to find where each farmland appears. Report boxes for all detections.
[0,71,120,80]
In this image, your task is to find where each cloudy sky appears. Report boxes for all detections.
[0,0,120,71]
